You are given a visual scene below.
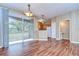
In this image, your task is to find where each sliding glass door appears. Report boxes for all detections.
[23,20,34,40]
[23,20,30,40]
[9,17,34,45]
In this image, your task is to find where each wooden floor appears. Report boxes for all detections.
[0,39,79,56]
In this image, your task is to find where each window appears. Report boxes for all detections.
[9,17,34,44]
[9,17,23,42]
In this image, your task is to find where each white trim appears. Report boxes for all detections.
[31,39,48,41]
[56,39,61,41]
[9,39,48,45]
[39,39,48,41]
[56,38,61,40]
[61,38,69,40]
[0,46,2,48]
[9,39,34,45]
[71,41,79,44]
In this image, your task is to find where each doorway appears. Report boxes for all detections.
[59,20,70,40]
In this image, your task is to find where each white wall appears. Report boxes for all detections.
[47,27,52,37]
[9,10,28,19]
[51,11,79,43]
[33,17,39,40]
[51,22,56,38]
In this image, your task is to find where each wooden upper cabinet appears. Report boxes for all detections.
[38,20,51,30]
[38,21,47,30]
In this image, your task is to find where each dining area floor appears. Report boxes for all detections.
[0,39,79,56]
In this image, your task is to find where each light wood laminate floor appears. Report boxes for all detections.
[0,39,79,56]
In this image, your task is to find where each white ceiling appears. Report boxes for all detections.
[0,3,79,19]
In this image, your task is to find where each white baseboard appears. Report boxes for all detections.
[62,38,69,40]
[56,38,69,40]
[0,46,2,48]
[9,39,48,45]
[56,38,61,40]
[38,39,48,41]
[71,41,79,44]
[9,39,34,45]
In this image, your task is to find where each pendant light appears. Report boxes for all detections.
[38,15,45,22]
[25,4,33,17]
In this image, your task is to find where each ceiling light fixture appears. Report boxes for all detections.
[38,15,45,22]
[25,4,33,17]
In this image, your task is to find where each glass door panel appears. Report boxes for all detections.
[23,21,30,39]
[23,20,34,40]
[9,17,23,44]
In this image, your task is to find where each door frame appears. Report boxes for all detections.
[59,20,70,40]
